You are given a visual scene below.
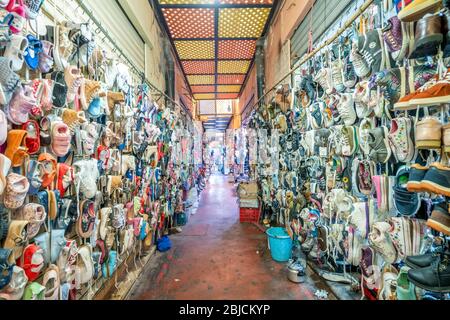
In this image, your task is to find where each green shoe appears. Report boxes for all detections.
[23,282,45,300]
[396,266,417,300]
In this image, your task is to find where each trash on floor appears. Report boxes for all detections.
[314,290,329,300]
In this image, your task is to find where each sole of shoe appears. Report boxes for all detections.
[407,181,426,192]
[408,34,443,59]
[410,94,450,107]
[420,180,450,197]
[426,219,450,236]
[398,0,442,22]
[393,100,416,111]
[407,274,450,293]
[416,140,442,149]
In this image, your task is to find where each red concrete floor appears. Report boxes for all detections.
[128,175,335,300]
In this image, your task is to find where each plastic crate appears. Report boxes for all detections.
[240,207,260,223]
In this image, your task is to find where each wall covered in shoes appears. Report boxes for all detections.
[242,0,450,300]
[0,0,201,301]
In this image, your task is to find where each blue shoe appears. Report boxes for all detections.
[24,34,42,70]
[87,97,103,119]
[394,166,420,216]
[102,251,117,278]
[0,248,13,290]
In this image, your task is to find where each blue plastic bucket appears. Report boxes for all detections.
[266,227,293,262]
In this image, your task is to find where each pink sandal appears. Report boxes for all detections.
[6,84,36,125]
[50,121,71,157]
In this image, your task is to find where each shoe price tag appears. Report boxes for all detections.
[319,147,328,158]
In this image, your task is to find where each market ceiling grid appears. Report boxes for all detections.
[156,0,275,101]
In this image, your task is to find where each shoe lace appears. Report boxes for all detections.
[314,69,330,90]
[386,32,399,49]
[341,131,350,147]
[350,49,369,72]
[418,72,450,93]
[332,62,343,83]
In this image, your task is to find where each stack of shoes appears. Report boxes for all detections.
[0,2,201,300]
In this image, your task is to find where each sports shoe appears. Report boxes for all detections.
[375,67,404,107]
[350,45,370,78]
[369,222,398,264]
[337,93,356,125]
[353,81,371,119]
[331,59,345,92]
[409,13,443,59]
[415,116,442,149]
[394,71,441,109]
[353,159,376,197]
[298,75,318,101]
[340,126,358,156]
[398,0,442,22]
[407,163,429,192]
[343,54,357,88]
[308,101,324,129]
[359,118,375,156]
[409,70,450,106]
[353,29,384,76]
[326,93,341,124]
[397,266,417,300]
[313,68,333,96]
[426,202,450,235]
[368,126,392,163]
[383,16,409,61]
[388,116,416,162]
[420,162,450,196]
[378,266,399,300]
[407,255,450,292]
[393,166,421,216]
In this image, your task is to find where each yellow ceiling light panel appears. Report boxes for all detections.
[159,0,215,4]
[174,41,215,60]
[218,60,251,74]
[219,8,271,38]
[187,75,215,85]
[217,85,241,93]
[194,93,216,100]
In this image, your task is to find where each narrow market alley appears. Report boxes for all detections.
[129,175,335,300]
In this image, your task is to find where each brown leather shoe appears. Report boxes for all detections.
[409,14,443,59]
[415,116,442,149]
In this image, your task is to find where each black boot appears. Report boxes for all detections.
[407,255,450,292]
[405,252,442,269]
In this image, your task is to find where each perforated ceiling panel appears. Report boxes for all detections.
[182,60,216,74]
[218,60,251,74]
[174,40,215,59]
[219,0,273,4]
[217,85,242,93]
[191,85,216,93]
[217,74,246,85]
[218,40,256,59]
[162,8,215,39]
[156,0,275,129]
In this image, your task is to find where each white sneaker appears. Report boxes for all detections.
[359,118,375,156]
[314,68,334,95]
[350,45,370,78]
[337,93,357,126]
[354,81,371,119]
[331,59,345,93]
